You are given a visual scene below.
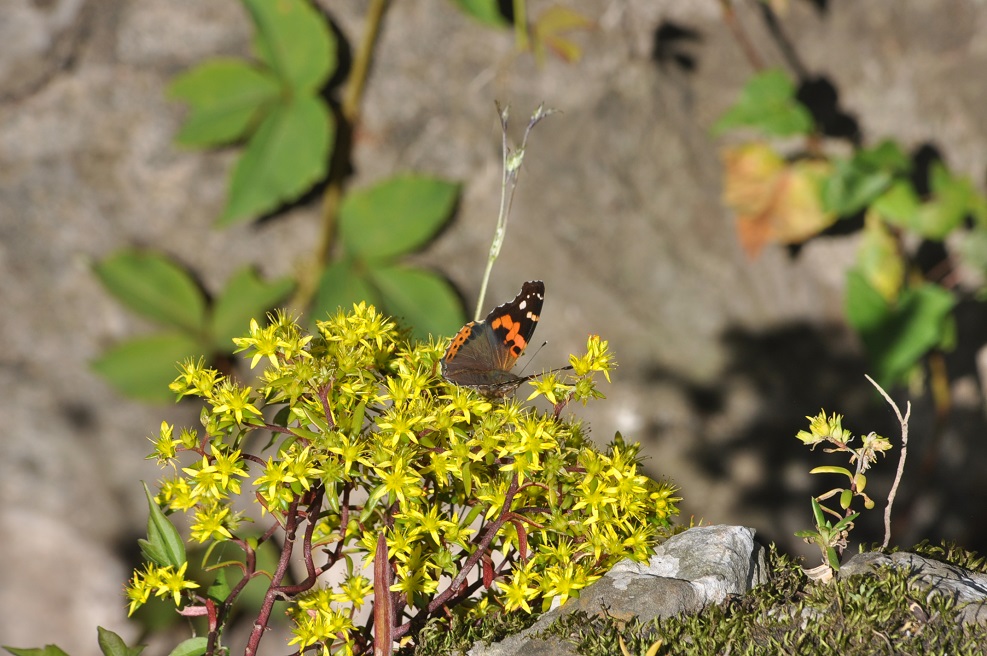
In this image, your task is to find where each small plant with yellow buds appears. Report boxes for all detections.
[795,376,909,580]
[125,304,680,655]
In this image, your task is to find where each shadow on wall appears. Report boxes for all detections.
[642,316,987,559]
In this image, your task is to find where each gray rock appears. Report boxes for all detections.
[840,551,987,625]
[469,525,765,656]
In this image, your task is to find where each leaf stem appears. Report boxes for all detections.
[294,0,392,311]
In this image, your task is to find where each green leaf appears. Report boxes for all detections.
[839,488,853,510]
[826,546,841,571]
[207,567,232,604]
[219,95,333,225]
[210,267,294,350]
[139,482,186,569]
[369,266,466,339]
[311,261,382,322]
[168,59,280,147]
[451,0,509,26]
[821,142,908,216]
[2,647,70,656]
[873,180,920,227]
[712,69,814,137]
[855,213,903,302]
[244,0,336,92]
[91,333,204,403]
[339,175,460,260]
[810,497,826,527]
[855,140,910,171]
[846,271,956,384]
[94,251,207,333]
[809,466,854,479]
[166,638,207,656]
[96,627,144,656]
[912,162,975,240]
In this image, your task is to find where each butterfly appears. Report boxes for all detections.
[441,281,548,398]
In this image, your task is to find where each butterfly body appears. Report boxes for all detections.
[441,281,544,398]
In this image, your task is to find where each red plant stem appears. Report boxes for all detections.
[391,473,521,641]
[244,487,323,656]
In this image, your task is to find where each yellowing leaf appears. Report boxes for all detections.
[531,6,594,64]
[722,143,836,257]
[856,211,903,303]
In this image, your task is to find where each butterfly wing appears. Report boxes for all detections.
[441,281,544,388]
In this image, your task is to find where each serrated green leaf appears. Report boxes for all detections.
[846,271,956,384]
[244,0,336,92]
[2,646,70,656]
[911,162,975,240]
[141,482,186,568]
[210,267,294,350]
[219,95,333,225]
[166,638,207,656]
[94,251,207,333]
[821,158,894,216]
[451,0,509,26]
[168,59,280,147]
[856,140,910,172]
[96,627,143,656]
[369,266,465,339]
[91,333,204,403]
[713,69,814,137]
[873,179,920,226]
[339,175,460,260]
[311,261,382,322]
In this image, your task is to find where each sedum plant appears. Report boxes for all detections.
[127,303,680,655]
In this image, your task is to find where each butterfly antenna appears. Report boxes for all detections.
[518,341,574,379]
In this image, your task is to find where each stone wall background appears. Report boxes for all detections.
[3,0,987,653]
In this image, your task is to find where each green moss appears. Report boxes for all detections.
[537,544,987,656]
[410,608,540,656]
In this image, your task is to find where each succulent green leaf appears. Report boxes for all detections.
[833,512,860,533]
[839,488,853,510]
[713,69,814,137]
[809,466,854,479]
[854,472,867,493]
[96,627,144,656]
[139,482,186,568]
[91,333,204,403]
[3,646,71,656]
[219,95,333,225]
[810,497,826,527]
[369,265,466,339]
[340,175,461,260]
[244,0,336,92]
[311,261,382,322]
[210,267,294,350]
[168,59,280,147]
[826,546,841,571]
[166,638,207,656]
[94,250,207,333]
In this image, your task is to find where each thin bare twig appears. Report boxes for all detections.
[865,374,911,549]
